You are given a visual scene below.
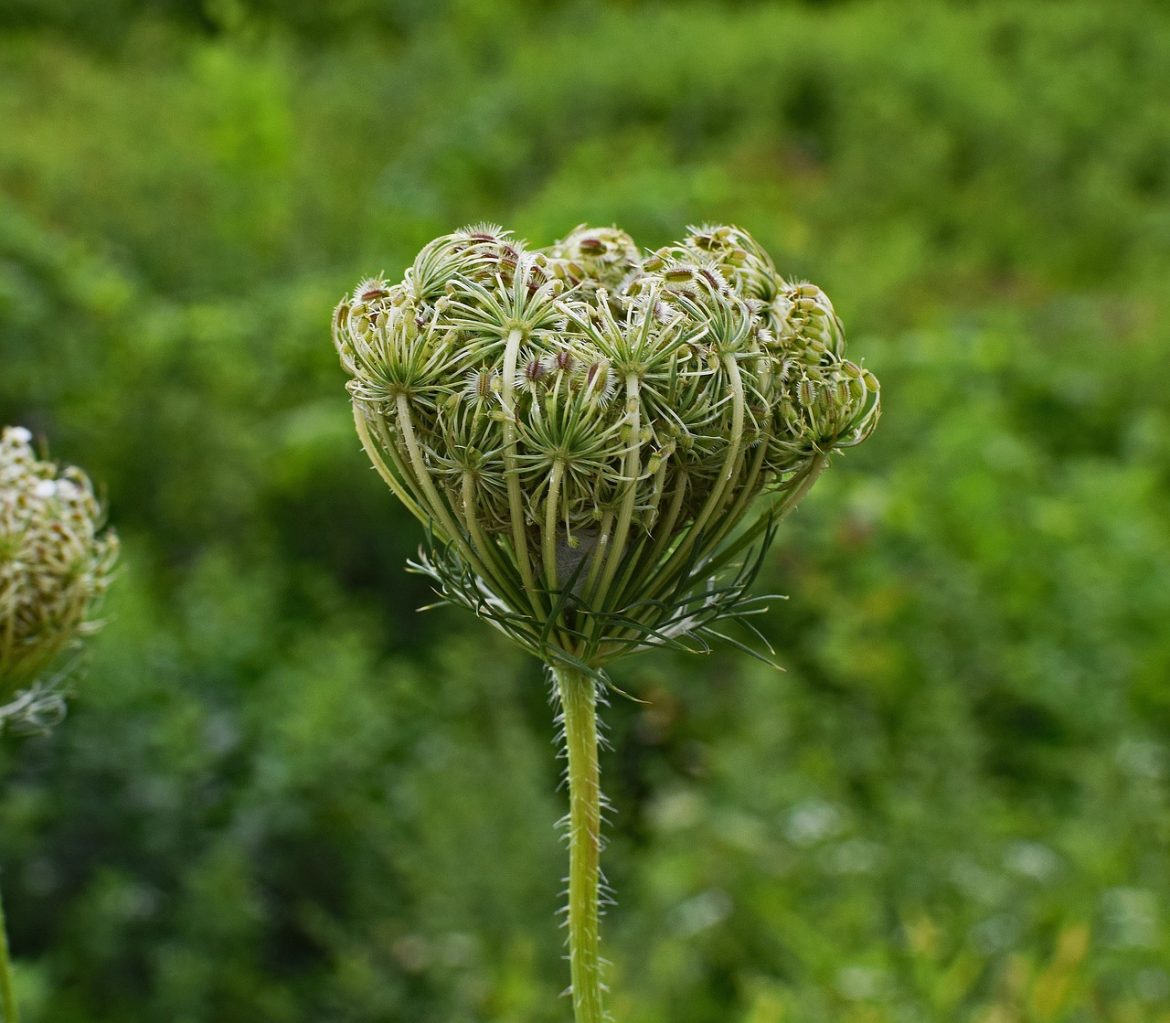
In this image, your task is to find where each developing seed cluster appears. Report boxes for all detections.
[333,224,879,667]
[0,426,119,710]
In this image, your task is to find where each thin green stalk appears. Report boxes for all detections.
[636,353,746,603]
[501,327,541,600]
[0,876,18,1023]
[554,666,605,1023]
[543,460,566,592]
[590,373,643,611]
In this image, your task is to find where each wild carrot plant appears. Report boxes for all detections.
[332,223,879,1022]
[0,426,118,1022]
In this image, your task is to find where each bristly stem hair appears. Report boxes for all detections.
[555,666,605,1023]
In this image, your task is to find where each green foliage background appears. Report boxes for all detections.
[2,1,1169,1020]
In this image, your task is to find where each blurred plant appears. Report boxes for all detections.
[0,426,119,734]
[0,424,118,1022]
[333,222,879,1022]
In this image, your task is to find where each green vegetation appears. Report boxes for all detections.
[1,1,1168,1020]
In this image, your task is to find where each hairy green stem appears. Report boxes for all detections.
[554,666,605,1023]
[0,876,18,1023]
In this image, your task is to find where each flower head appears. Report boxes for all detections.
[333,224,879,671]
[0,426,119,733]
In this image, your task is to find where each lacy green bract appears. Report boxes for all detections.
[333,224,879,671]
[0,426,119,732]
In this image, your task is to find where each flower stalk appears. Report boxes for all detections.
[0,876,16,1023]
[555,666,604,1023]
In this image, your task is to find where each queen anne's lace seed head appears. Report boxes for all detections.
[334,224,879,671]
[0,426,119,732]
